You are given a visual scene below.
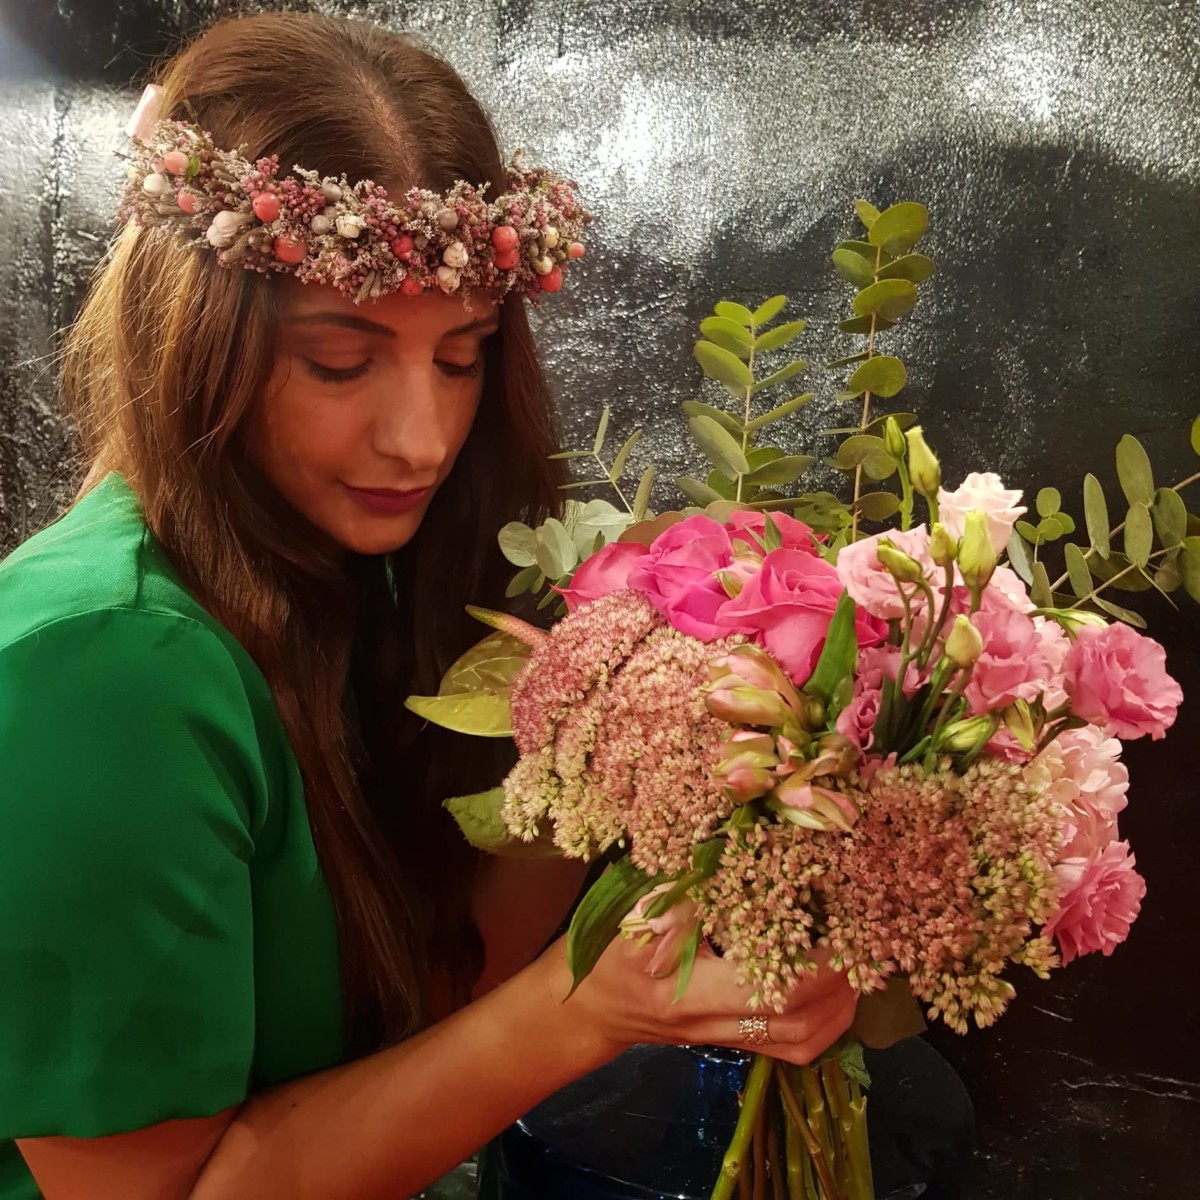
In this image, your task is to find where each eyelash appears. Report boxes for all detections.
[303,359,483,384]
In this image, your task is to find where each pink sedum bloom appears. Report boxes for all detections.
[628,515,734,639]
[836,526,933,621]
[714,549,887,684]
[1042,840,1146,965]
[938,472,1026,557]
[1063,623,1183,741]
[558,540,650,612]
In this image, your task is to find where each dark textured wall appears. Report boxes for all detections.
[0,2,1196,1196]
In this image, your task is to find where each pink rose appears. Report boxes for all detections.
[628,515,734,639]
[836,526,932,621]
[938,472,1026,556]
[557,541,650,613]
[1063,623,1183,741]
[726,510,820,555]
[836,645,921,750]
[1025,725,1129,860]
[715,548,887,685]
[965,590,1056,713]
[1042,840,1146,965]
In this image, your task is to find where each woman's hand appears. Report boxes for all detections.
[536,931,856,1068]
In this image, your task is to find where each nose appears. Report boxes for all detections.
[369,363,456,475]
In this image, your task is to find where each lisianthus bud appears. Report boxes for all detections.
[905,425,941,498]
[877,538,927,584]
[945,614,984,668]
[936,713,999,753]
[1003,699,1039,752]
[957,511,997,590]
[705,684,793,728]
[929,522,958,567]
[769,777,859,833]
[1040,607,1108,637]
[885,416,907,461]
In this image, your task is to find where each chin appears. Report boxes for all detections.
[336,517,423,555]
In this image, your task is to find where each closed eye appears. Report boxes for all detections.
[304,359,371,384]
[438,359,482,378]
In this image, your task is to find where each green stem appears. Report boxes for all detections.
[784,1090,805,1200]
[753,1086,767,1200]
[798,1066,837,1190]
[590,451,635,514]
[776,1063,843,1200]
[915,564,955,669]
[847,1080,875,1200]
[849,247,884,542]
[1065,547,1168,610]
[737,327,759,503]
[768,1090,786,1200]
[713,1055,775,1200]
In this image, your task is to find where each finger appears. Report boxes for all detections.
[765,988,858,1067]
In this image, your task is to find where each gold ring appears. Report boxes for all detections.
[738,1015,772,1047]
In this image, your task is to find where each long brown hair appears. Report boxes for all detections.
[59,12,565,1052]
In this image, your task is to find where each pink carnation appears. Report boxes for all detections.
[965,590,1056,713]
[558,541,650,612]
[1042,840,1146,965]
[836,526,932,621]
[714,548,886,685]
[938,472,1026,556]
[628,515,733,639]
[1063,623,1182,741]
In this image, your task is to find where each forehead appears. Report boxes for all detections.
[276,276,500,335]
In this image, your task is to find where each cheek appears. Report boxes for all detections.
[252,369,365,479]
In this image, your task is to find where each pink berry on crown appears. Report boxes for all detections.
[253,193,282,223]
[176,190,197,214]
[493,246,521,271]
[568,241,586,259]
[401,275,424,296]
[538,266,564,293]
[273,235,307,264]
[162,150,190,176]
[391,234,415,260]
[492,225,519,252]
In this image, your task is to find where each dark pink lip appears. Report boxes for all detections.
[342,483,432,515]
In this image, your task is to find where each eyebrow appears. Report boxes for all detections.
[287,312,501,338]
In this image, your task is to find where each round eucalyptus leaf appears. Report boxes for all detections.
[867,202,929,256]
[848,355,907,399]
[852,278,918,321]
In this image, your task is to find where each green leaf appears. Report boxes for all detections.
[633,466,655,522]
[838,239,876,258]
[1094,596,1148,628]
[1152,486,1187,547]
[694,339,755,394]
[854,199,881,229]
[744,393,814,431]
[1063,542,1093,598]
[1015,519,1041,545]
[714,300,754,327]
[827,351,871,369]
[852,278,918,321]
[1036,515,1066,543]
[752,295,788,325]
[534,517,578,578]
[744,455,815,487]
[750,359,807,395]
[839,314,896,335]
[745,446,785,470]
[1180,537,1200,602]
[1036,487,1061,518]
[1115,434,1154,506]
[803,591,858,714]
[1191,415,1200,457]
[1154,550,1182,593]
[566,856,657,993]
[1088,551,1153,591]
[1054,512,1077,535]
[754,320,807,353]
[1031,561,1053,609]
[558,479,610,491]
[439,631,530,696]
[832,248,876,288]
[547,449,593,460]
[673,922,703,1004]
[706,469,738,500]
[609,429,641,482]
[676,476,723,506]
[1006,530,1034,585]
[690,415,751,477]
[682,399,743,438]
[867,202,929,256]
[1124,502,1153,568]
[593,405,610,454]
[821,412,918,438]
[404,692,512,737]
[505,563,541,599]
[848,355,907,399]
[1083,473,1111,559]
[875,253,935,284]
[498,521,538,567]
[699,315,755,359]
[855,491,902,521]
[835,434,890,469]
[443,788,560,859]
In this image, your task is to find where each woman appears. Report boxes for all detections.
[0,12,855,1199]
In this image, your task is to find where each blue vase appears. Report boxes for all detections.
[479,1038,973,1200]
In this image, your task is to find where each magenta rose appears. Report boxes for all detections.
[557,541,650,613]
[714,548,887,684]
[726,510,820,555]
[1041,840,1146,965]
[627,514,734,639]
[1063,623,1183,741]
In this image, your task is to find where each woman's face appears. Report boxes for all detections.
[248,276,498,555]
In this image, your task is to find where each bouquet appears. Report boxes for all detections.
[408,200,1197,1199]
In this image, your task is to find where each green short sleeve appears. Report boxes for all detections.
[0,608,262,1138]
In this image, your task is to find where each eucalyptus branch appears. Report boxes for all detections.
[589,450,635,515]
[737,338,759,503]
[849,245,884,541]
[1065,547,1169,610]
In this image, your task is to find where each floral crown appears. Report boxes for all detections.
[118,85,592,305]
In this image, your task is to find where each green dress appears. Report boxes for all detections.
[0,473,345,1199]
